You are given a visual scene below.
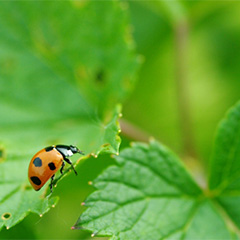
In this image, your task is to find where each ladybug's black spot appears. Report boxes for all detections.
[45,146,54,152]
[48,162,56,171]
[30,176,41,186]
[33,157,42,167]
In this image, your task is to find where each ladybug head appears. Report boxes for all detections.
[70,145,84,155]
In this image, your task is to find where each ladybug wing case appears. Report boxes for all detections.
[28,148,63,191]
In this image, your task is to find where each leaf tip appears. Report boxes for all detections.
[90,153,98,158]
[71,225,84,230]
[88,181,93,186]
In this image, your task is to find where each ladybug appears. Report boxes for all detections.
[28,145,84,192]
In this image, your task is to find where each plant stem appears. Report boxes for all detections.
[174,20,196,158]
[120,119,151,142]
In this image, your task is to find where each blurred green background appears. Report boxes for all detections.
[2,1,240,239]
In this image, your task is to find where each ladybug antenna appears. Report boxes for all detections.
[77,149,85,155]
[69,145,84,155]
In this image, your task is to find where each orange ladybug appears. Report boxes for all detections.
[28,145,84,192]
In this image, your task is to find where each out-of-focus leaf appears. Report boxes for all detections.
[209,101,240,192]
[0,0,139,230]
[209,101,240,229]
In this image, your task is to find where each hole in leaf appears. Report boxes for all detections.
[95,69,105,83]
[102,143,110,147]
[102,143,110,151]
[1,213,11,220]
[0,147,5,162]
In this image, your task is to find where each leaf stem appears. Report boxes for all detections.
[119,118,151,142]
[154,1,196,158]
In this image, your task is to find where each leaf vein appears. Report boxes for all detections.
[122,156,185,195]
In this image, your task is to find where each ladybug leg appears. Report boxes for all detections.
[64,157,78,175]
[50,174,55,192]
[60,161,65,175]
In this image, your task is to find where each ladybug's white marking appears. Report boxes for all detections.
[66,149,73,156]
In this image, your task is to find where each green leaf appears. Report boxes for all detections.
[182,200,234,240]
[0,156,59,229]
[74,140,233,239]
[208,101,240,229]
[209,101,240,192]
[0,1,139,230]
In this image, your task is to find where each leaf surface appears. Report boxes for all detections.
[209,101,240,229]
[209,101,240,192]
[74,140,234,239]
[0,1,139,230]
